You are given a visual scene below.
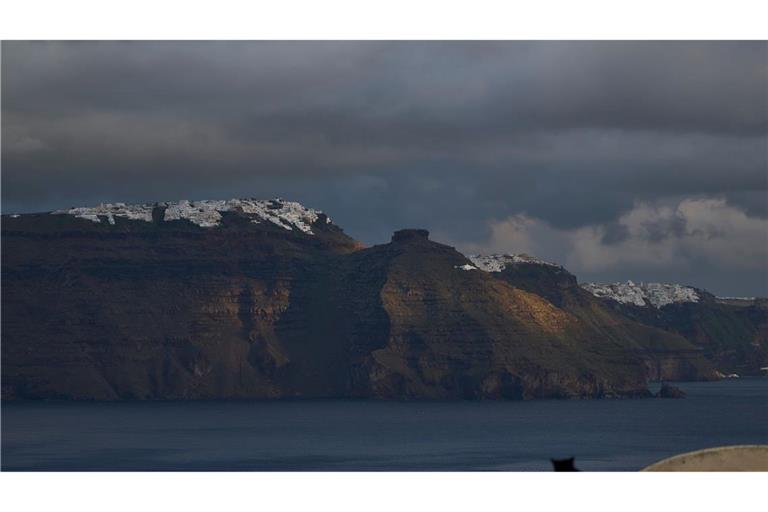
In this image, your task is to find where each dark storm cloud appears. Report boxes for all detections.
[2,41,767,295]
[642,213,689,243]
[5,42,766,132]
[600,222,630,245]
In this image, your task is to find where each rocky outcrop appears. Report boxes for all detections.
[656,383,686,399]
[391,229,430,243]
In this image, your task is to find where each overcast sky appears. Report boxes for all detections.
[2,41,767,295]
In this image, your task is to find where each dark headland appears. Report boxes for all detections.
[2,199,766,401]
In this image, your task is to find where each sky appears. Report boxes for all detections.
[2,41,767,295]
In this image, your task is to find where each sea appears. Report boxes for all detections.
[2,378,766,471]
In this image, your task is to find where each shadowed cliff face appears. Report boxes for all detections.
[2,212,717,400]
[1,210,360,399]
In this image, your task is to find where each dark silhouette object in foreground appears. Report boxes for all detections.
[551,457,579,471]
[656,383,686,398]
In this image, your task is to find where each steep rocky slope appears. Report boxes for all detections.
[466,255,717,382]
[338,230,656,399]
[1,201,724,400]
[581,281,768,376]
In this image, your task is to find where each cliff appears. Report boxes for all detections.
[581,282,768,375]
[467,255,717,382]
[1,201,722,400]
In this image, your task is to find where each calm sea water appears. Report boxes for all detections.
[2,378,766,471]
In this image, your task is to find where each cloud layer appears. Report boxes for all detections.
[2,42,767,295]
[459,198,767,294]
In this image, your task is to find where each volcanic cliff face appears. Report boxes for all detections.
[1,201,724,400]
[581,281,768,376]
[1,200,360,399]
[341,231,654,399]
[466,255,717,382]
